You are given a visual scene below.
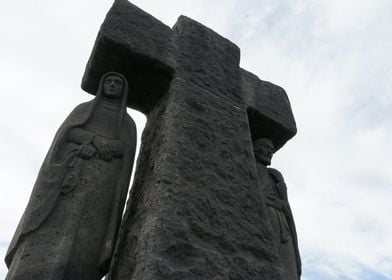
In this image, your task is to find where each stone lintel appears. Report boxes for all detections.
[82,0,175,114]
[241,69,297,150]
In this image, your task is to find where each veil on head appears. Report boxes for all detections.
[96,72,129,101]
[93,72,130,120]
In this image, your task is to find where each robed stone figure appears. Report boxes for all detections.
[253,138,301,280]
[5,72,137,279]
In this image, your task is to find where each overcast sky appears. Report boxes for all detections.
[1,0,391,279]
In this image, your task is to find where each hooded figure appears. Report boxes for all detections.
[5,72,137,280]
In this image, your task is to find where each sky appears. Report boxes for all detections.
[1,0,391,279]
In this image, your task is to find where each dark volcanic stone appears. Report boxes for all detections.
[82,0,175,114]
[109,80,284,279]
[81,1,298,279]
[173,16,242,105]
[82,0,297,145]
[5,72,137,280]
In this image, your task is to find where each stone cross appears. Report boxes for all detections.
[82,0,297,279]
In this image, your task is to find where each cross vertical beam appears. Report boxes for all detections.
[82,1,297,279]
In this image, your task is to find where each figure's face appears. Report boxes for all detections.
[253,139,274,166]
[103,75,124,99]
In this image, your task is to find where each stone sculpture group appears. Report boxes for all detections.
[5,1,301,279]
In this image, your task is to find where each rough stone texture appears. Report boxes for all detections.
[241,69,296,150]
[253,138,301,279]
[172,16,242,106]
[82,0,297,147]
[82,1,298,279]
[109,80,285,279]
[82,0,175,114]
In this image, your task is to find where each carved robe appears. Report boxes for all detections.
[257,165,301,280]
[5,72,136,280]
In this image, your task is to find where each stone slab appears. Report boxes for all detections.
[109,79,284,279]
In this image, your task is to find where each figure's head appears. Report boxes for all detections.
[103,73,125,99]
[253,138,274,166]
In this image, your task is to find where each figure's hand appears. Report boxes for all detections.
[92,135,113,161]
[78,144,96,160]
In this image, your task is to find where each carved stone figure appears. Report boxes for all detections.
[5,72,137,280]
[254,138,301,280]
[79,2,299,279]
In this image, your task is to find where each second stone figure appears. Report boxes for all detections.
[5,72,137,280]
